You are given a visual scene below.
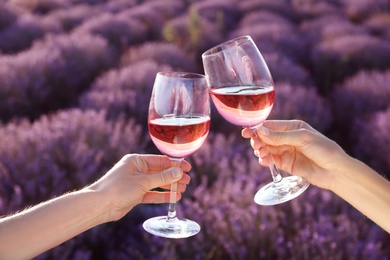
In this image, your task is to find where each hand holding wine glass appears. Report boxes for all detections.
[143,71,210,238]
[202,35,310,205]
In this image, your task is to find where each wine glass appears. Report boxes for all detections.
[143,71,210,238]
[202,35,310,205]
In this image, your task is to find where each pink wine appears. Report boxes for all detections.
[210,85,275,127]
[149,115,210,159]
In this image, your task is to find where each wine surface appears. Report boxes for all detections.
[210,85,275,127]
[149,115,210,159]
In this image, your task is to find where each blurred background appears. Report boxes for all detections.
[0,0,389,259]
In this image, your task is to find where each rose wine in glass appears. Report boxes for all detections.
[143,71,210,238]
[149,116,210,159]
[209,85,275,127]
[202,35,310,205]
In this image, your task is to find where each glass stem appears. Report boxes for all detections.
[167,159,181,222]
[252,128,282,183]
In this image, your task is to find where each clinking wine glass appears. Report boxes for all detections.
[142,71,211,238]
[202,35,310,205]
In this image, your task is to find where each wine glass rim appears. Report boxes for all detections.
[202,35,253,58]
[157,71,205,79]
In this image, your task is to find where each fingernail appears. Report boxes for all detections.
[259,126,270,136]
[258,157,264,165]
[171,168,182,178]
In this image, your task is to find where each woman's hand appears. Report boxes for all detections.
[242,120,349,190]
[243,120,390,233]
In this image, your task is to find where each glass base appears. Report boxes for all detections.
[143,216,200,239]
[254,176,310,206]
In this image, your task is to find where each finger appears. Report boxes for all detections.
[259,156,268,166]
[158,173,191,187]
[250,136,266,150]
[258,149,298,176]
[262,120,312,131]
[145,167,184,190]
[258,147,268,158]
[258,154,281,168]
[159,173,191,191]
[142,191,183,204]
[179,160,192,172]
[241,128,255,138]
[256,126,314,148]
[259,144,293,156]
[137,154,192,172]
[177,173,190,185]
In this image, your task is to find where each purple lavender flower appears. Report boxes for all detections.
[239,10,293,28]
[290,0,343,19]
[45,4,100,32]
[331,69,390,134]
[142,0,186,20]
[300,14,368,47]
[73,13,148,52]
[162,13,225,59]
[353,108,390,178]
[115,0,186,41]
[120,41,198,72]
[100,0,137,14]
[311,34,390,92]
[79,60,172,122]
[0,4,18,32]
[6,0,69,14]
[0,13,62,53]
[237,0,297,21]
[342,0,390,22]
[0,109,143,215]
[69,0,106,5]
[191,0,241,31]
[230,22,308,64]
[0,33,116,122]
[363,12,390,39]
[320,22,368,43]
[270,83,333,132]
[263,52,313,86]
[116,5,165,41]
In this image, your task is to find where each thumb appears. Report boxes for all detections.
[147,167,183,190]
[257,126,306,147]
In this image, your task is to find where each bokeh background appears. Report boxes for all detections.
[1,0,389,259]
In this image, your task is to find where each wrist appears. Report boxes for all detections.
[329,155,360,193]
[81,186,113,225]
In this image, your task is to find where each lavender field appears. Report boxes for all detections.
[1,0,390,259]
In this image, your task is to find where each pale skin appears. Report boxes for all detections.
[0,154,191,260]
[242,120,390,233]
